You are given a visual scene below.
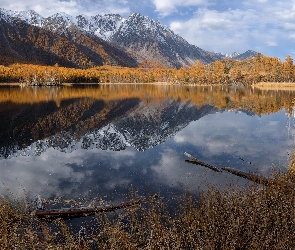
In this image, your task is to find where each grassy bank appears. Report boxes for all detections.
[254,81,295,90]
[1,172,295,249]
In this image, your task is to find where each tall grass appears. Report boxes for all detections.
[1,173,295,249]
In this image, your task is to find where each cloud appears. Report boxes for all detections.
[266,41,278,46]
[170,8,258,53]
[0,0,131,17]
[288,33,295,41]
[282,22,295,31]
[152,0,207,16]
[275,9,295,21]
[169,2,295,56]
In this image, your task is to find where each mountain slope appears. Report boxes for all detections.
[0,18,92,67]
[0,9,138,67]
[107,13,223,67]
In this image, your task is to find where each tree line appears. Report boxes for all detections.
[0,54,294,85]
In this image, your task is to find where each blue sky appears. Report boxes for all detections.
[1,0,295,60]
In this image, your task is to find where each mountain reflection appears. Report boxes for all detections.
[1,84,295,158]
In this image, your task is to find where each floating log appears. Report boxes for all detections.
[34,198,143,220]
[184,152,222,172]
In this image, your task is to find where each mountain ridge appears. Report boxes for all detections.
[0,8,258,68]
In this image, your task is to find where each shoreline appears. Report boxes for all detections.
[0,82,171,87]
[0,82,227,87]
[6,81,295,89]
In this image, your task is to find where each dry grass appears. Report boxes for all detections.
[254,81,295,90]
[1,173,295,249]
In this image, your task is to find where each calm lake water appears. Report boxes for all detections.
[0,84,295,206]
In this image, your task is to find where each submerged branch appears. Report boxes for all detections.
[184,152,222,172]
[184,152,295,190]
[221,167,275,186]
[221,167,295,190]
[33,198,145,220]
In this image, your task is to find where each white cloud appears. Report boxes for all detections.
[288,33,295,41]
[275,9,295,21]
[152,0,207,16]
[0,0,131,17]
[200,10,234,30]
[170,8,259,53]
[282,22,295,31]
[169,2,295,56]
[266,41,278,46]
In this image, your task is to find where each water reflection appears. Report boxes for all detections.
[0,84,294,203]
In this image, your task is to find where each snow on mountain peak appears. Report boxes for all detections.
[0,8,43,26]
[0,8,179,44]
[49,12,77,26]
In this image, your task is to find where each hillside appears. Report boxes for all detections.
[0,12,138,67]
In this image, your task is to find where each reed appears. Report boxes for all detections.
[1,173,295,249]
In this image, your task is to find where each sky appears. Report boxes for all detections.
[1,0,295,60]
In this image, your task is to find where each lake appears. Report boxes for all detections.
[0,83,294,207]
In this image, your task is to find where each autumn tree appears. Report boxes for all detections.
[212,60,226,83]
[189,60,206,84]
[283,55,294,82]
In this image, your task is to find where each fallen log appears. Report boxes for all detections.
[184,152,222,172]
[221,167,274,186]
[221,167,295,190]
[33,198,143,220]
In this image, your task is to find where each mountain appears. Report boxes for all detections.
[231,50,258,60]
[217,50,258,60]
[0,8,257,68]
[99,13,223,67]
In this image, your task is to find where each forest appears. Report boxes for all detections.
[0,54,294,85]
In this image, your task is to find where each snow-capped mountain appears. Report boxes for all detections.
[218,50,257,60]
[232,50,257,60]
[1,9,43,26]
[0,8,257,68]
[225,52,241,58]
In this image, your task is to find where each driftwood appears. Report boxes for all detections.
[184,152,222,172]
[33,198,144,220]
[184,152,295,190]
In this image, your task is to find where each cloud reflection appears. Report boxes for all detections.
[174,110,293,173]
